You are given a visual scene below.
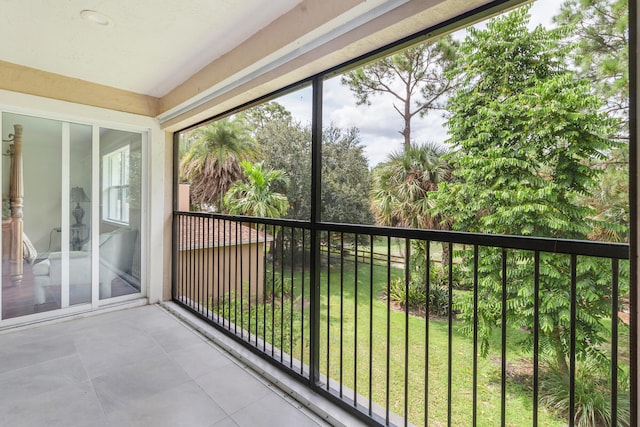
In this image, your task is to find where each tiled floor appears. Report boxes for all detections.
[0,305,331,427]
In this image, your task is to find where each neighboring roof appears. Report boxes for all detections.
[178,217,273,251]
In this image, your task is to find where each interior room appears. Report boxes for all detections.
[1,113,142,319]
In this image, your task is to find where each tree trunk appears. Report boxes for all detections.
[440,242,450,276]
[403,86,411,151]
[552,328,569,376]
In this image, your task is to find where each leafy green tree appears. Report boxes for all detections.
[249,103,372,225]
[224,161,289,218]
[321,126,374,225]
[179,118,257,211]
[250,103,312,220]
[554,0,630,242]
[341,38,457,150]
[241,101,293,132]
[435,6,619,374]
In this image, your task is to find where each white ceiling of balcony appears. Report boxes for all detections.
[0,0,500,123]
[0,0,307,97]
[2,0,456,99]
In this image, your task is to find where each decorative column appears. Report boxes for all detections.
[9,124,23,286]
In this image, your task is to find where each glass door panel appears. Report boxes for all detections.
[69,123,92,305]
[2,113,62,318]
[99,128,141,300]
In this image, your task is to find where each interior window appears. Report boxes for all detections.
[102,146,130,224]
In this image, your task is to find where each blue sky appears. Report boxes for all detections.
[277,0,562,167]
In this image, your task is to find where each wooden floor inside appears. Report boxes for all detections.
[2,262,140,320]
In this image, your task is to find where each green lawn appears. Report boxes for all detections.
[313,260,564,426]
[216,256,565,426]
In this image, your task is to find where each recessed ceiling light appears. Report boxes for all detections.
[80,10,112,26]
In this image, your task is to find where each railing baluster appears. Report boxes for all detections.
[386,236,391,426]
[235,220,239,335]
[533,251,540,427]
[369,234,374,417]
[404,238,410,427]
[354,233,359,407]
[301,228,306,376]
[290,227,295,369]
[473,244,479,427]
[327,230,331,391]
[263,223,268,352]
[248,220,252,342]
[223,220,227,328]
[447,241,453,427]
[228,220,233,330]
[217,219,221,324]
[501,249,507,427]
[569,254,577,427]
[425,240,430,427]
[611,258,619,427]
[340,232,344,398]
[240,221,245,339]
[205,217,210,316]
[272,224,276,357]
[280,226,285,363]
[256,223,261,347]
[199,217,202,311]
[190,215,195,308]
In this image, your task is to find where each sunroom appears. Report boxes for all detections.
[0,0,637,426]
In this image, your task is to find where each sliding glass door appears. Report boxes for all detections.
[1,112,143,320]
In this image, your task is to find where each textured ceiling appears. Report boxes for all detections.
[0,0,302,97]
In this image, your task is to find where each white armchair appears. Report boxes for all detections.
[32,227,138,304]
[32,251,93,304]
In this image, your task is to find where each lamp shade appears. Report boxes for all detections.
[70,187,90,203]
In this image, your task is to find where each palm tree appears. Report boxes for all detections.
[371,142,451,228]
[370,142,452,269]
[224,161,289,218]
[179,118,257,211]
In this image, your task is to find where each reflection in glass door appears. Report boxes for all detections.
[68,123,92,306]
[1,113,94,319]
[2,113,64,318]
[1,113,143,320]
[98,128,142,300]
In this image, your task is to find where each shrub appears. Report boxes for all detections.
[539,357,630,427]
[387,276,449,317]
[264,266,293,299]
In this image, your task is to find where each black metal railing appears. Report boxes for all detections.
[173,211,631,427]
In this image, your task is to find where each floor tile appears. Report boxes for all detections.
[168,340,234,379]
[230,393,321,427]
[0,305,342,427]
[210,416,240,427]
[75,325,163,378]
[0,334,76,375]
[2,380,107,427]
[195,364,272,414]
[92,353,191,414]
[0,354,88,413]
[105,381,227,427]
[150,322,207,353]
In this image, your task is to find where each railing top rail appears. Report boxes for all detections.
[174,211,630,260]
[175,210,311,229]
